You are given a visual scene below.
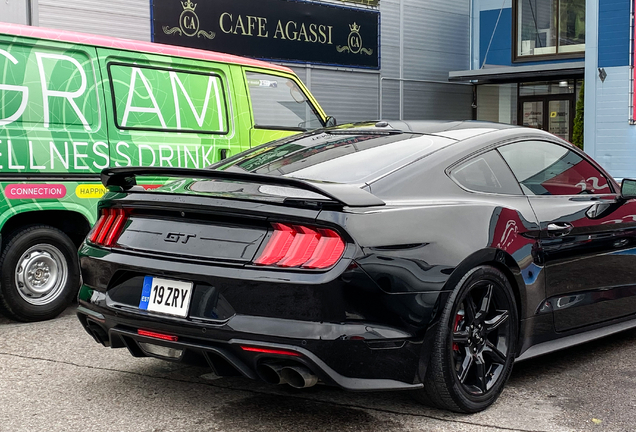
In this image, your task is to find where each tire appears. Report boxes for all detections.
[0,225,80,322]
[414,265,518,413]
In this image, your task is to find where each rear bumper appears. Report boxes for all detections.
[77,303,426,391]
[77,243,444,390]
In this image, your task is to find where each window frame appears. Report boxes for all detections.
[107,62,230,135]
[244,69,325,132]
[496,139,617,197]
[512,0,585,63]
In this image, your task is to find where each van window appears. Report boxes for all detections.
[0,43,98,130]
[108,64,228,134]
[246,71,323,131]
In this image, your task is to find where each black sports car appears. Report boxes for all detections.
[77,121,636,413]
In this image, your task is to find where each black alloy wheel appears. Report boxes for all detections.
[415,265,518,413]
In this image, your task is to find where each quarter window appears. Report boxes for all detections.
[498,141,611,195]
[451,150,522,195]
[246,72,323,130]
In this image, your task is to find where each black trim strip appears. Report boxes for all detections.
[516,316,636,362]
[253,125,307,132]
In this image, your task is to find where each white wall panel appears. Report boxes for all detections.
[381,79,400,119]
[38,0,150,41]
[402,81,472,120]
[590,66,636,178]
[0,0,28,24]
[310,69,380,123]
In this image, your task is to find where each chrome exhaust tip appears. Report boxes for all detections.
[256,362,289,385]
[280,365,318,389]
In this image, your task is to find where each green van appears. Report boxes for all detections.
[0,22,331,322]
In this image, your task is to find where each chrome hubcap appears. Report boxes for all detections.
[15,244,67,305]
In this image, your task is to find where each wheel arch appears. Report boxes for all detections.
[0,205,94,249]
[444,248,527,349]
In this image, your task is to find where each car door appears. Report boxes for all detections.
[498,140,636,332]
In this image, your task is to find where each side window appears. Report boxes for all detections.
[0,43,98,130]
[451,150,522,195]
[245,71,323,130]
[108,64,228,134]
[498,141,612,196]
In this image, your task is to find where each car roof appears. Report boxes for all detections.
[372,120,519,139]
[0,22,293,74]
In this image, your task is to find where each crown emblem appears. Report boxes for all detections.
[181,0,196,11]
[349,22,360,32]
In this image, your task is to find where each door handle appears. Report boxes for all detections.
[547,222,573,236]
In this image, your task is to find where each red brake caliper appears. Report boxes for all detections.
[453,310,465,351]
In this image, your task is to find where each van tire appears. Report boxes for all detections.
[0,225,80,322]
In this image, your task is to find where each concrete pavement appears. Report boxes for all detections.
[1,307,635,432]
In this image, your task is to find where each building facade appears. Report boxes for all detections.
[0,0,474,125]
[451,0,635,179]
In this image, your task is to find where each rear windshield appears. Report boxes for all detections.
[214,131,455,184]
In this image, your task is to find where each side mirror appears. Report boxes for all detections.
[621,179,636,199]
[325,116,337,127]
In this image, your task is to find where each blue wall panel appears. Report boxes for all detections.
[598,0,631,67]
[479,8,512,66]
[478,7,582,67]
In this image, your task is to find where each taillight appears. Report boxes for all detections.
[254,223,345,269]
[88,208,130,247]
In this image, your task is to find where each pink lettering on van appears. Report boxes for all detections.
[5,184,67,199]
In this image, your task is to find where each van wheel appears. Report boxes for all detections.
[413,266,517,413]
[0,226,80,322]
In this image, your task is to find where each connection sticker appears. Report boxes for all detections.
[5,184,66,199]
[75,184,107,198]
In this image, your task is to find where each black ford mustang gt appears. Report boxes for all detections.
[77,121,636,413]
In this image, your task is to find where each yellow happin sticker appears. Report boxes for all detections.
[550,111,557,118]
[75,184,107,198]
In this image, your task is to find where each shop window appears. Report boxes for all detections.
[476,84,517,124]
[515,0,585,59]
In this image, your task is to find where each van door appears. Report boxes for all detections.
[96,48,240,169]
[243,69,326,148]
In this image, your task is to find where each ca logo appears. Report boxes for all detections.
[337,23,373,56]
[163,0,215,40]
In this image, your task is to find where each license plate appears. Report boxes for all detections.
[139,276,193,318]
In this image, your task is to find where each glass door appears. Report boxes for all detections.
[518,95,574,141]
[521,100,544,129]
[548,99,570,140]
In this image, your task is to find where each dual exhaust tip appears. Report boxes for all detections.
[257,362,318,389]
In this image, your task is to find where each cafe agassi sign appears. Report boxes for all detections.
[152,0,380,69]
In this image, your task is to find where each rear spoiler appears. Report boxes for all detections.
[101,167,385,208]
